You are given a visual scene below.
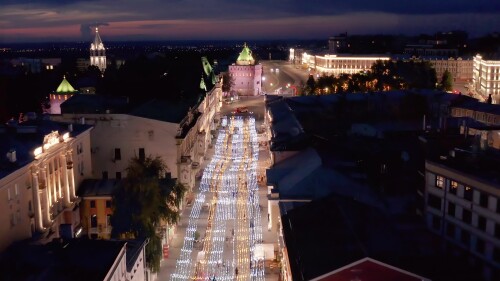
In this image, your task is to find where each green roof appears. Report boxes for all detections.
[236,43,254,64]
[56,77,77,93]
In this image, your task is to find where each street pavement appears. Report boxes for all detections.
[158,97,278,281]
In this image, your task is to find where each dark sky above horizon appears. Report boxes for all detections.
[1,0,499,43]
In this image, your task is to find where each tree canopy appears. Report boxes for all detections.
[111,155,186,272]
[300,59,438,96]
[440,69,453,92]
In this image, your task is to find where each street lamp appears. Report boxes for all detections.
[262,76,266,81]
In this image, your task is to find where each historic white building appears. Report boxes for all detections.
[428,57,473,83]
[295,50,390,76]
[0,120,92,251]
[473,54,500,103]
[51,77,223,192]
[90,27,106,72]
[228,43,262,96]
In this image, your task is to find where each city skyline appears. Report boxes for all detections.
[1,0,499,43]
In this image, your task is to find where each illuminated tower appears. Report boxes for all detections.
[90,27,106,72]
[228,43,262,96]
[49,76,78,114]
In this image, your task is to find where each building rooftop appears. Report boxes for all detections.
[281,194,481,281]
[61,94,130,114]
[77,179,123,198]
[131,98,201,124]
[0,119,92,180]
[0,238,125,281]
[55,76,78,94]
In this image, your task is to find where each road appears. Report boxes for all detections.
[260,60,309,95]
[170,115,265,281]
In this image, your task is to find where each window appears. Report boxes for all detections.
[493,247,500,263]
[139,148,145,161]
[477,216,487,232]
[431,215,441,231]
[435,175,445,189]
[106,200,111,209]
[462,209,472,224]
[461,230,471,246]
[7,188,11,201]
[464,186,473,201]
[428,194,442,210]
[495,223,500,239]
[114,148,121,160]
[448,202,456,217]
[106,214,112,228]
[90,200,96,208]
[102,171,108,180]
[479,192,489,208]
[449,180,458,195]
[446,223,455,237]
[476,238,485,254]
[116,172,122,180]
[90,214,97,228]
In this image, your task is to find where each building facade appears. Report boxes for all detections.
[473,55,500,103]
[90,27,106,72]
[0,121,92,251]
[425,160,500,280]
[292,49,390,76]
[228,43,262,96]
[428,57,473,83]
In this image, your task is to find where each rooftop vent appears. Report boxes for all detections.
[6,149,16,163]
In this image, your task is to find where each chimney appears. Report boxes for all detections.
[6,149,16,163]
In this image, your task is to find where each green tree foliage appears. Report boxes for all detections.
[111,156,186,272]
[440,70,453,92]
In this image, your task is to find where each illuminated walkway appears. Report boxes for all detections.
[171,116,264,281]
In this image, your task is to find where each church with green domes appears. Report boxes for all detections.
[228,43,262,96]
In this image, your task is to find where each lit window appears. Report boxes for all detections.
[435,175,445,189]
[449,180,458,194]
[464,186,473,201]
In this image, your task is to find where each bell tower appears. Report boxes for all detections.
[90,27,106,72]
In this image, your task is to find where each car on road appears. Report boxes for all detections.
[236,107,248,113]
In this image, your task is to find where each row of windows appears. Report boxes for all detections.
[90,213,112,228]
[89,200,112,209]
[429,196,500,239]
[431,216,500,264]
[113,148,145,161]
[434,175,498,211]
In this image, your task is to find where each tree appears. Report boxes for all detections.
[440,69,453,92]
[303,74,316,95]
[221,72,234,92]
[111,156,186,272]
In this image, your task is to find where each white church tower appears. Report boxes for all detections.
[90,27,106,72]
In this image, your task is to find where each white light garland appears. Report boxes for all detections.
[171,116,265,281]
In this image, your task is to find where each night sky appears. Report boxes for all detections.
[0,0,499,42]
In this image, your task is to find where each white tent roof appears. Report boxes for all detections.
[254,244,275,260]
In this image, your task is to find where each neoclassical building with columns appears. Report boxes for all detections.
[0,119,92,251]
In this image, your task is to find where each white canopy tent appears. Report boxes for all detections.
[254,244,275,260]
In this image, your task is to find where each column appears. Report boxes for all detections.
[31,169,44,232]
[40,167,51,227]
[67,152,77,201]
[61,153,71,207]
